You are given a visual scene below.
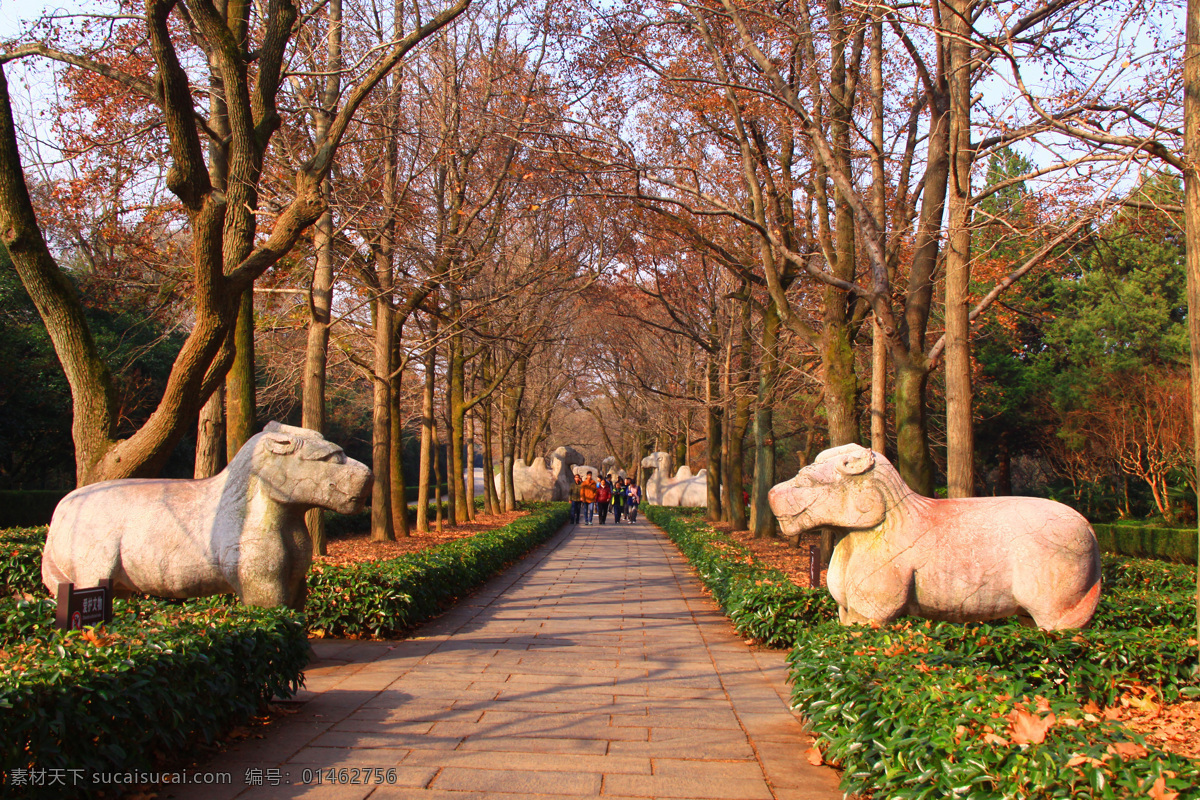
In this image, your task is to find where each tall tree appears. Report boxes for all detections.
[0,0,468,485]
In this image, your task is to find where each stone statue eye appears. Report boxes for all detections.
[321,451,347,465]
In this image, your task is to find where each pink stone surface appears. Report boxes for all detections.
[768,444,1101,630]
[42,422,371,609]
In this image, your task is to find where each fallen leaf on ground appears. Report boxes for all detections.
[805,747,823,766]
[1008,707,1056,745]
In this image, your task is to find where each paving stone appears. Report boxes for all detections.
[152,518,843,799]
[432,766,601,794]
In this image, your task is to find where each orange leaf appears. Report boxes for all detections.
[1148,775,1178,800]
[1105,741,1148,759]
[805,747,823,766]
[1007,707,1056,745]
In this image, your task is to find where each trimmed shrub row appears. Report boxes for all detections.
[0,597,308,798]
[1093,522,1198,564]
[0,526,46,598]
[642,505,835,647]
[647,506,1200,800]
[789,621,1200,799]
[306,501,570,637]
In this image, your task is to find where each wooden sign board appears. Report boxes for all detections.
[55,580,114,630]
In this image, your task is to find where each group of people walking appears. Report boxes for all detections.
[569,473,641,525]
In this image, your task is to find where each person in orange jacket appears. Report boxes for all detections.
[580,474,598,525]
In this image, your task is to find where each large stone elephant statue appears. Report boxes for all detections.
[767,444,1101,630]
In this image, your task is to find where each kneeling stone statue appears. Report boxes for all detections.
[42,422,372,609]
[768,444,1101,630]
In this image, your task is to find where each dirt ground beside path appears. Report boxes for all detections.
[315,510,528,565]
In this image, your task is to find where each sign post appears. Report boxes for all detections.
[55,580,114,630]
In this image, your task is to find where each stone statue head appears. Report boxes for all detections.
[768,444,888,537]
[640,451,672,474]
[246,422,373,515]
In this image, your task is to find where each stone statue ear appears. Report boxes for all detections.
[837,448,875,476]
[852,486,887,528]
[263,433,297,455]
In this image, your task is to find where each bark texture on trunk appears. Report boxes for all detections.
[751,303,780,538]
[895,361,934,495]
[416,343,436,532]
[944,0,975,498]
[225,288,256,460]
[370,291,395,542]
[706,350,724,520]
[1183,0,1200,661]
[194,386,226,478]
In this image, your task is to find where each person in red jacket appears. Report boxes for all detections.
[596,477,613,524]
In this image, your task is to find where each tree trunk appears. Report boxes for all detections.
[751,302,780,538]
[302,202,333,552]
[706,349,724,520]
[1183,0,1200,655]
[391,363,410,537]
[370,290,394,542]
[301,0,342,554]
[821,320,859,447]
[501,356,526,511]
[465,409,476,520]
[944,0,975,498]
[448,326,465,525]
[895,360,934,495]
[869,10,888,456]
[194,386,226,478]
[417,341,436,532]
[225,288,256,461]
[482,399,499,515]
[725,296,752,530]
[871,319,888,453]
[432,419,444,532]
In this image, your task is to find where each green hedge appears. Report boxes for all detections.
[789,621,1200,799]
[1093,522,1198,564]
[0,491,68,529]
[0,526,45,598]
[0,597,308,798]
[643,505,835,647]
[646,507,1200,800]
[307,502,569,638]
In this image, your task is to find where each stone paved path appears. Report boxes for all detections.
[166,518,844,800]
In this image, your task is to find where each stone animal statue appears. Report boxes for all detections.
[42,422,372,610]
[601,456,627,481]
[572,464,599,480]
[496,445,585,502]
[768,444,1101,630]
[640,451,708,507]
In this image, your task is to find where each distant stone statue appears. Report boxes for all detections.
[640,451,708,507]
[572,464,599,480]
[497,445,585,502]
[42,422,372,610]
[768,444,1102,630]
[601,456,627,481]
